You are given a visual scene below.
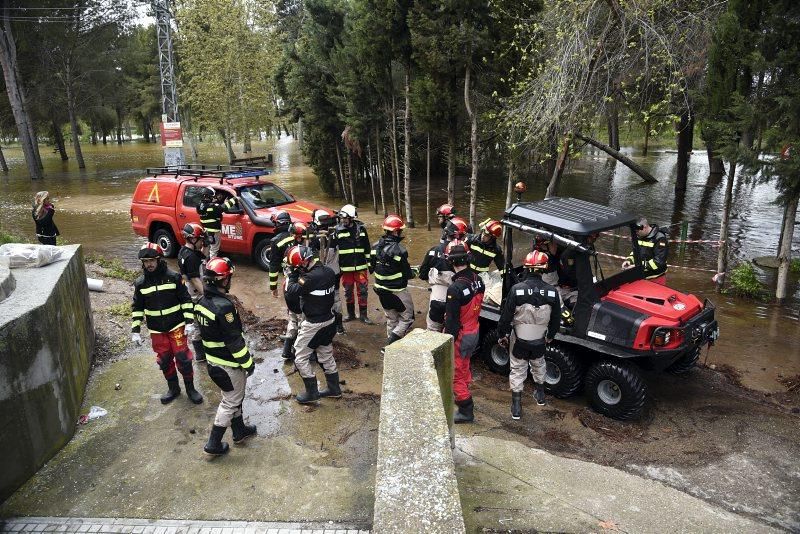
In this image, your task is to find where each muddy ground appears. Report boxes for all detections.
[84,259,800,531]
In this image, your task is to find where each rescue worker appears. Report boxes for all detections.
[467,219,504,273]
[178,222,208,361]
[279,221,308,360]
[370,214,416,352]
[194,257,257,456]
[444,240,485,424]
[268,210,293,297]
[555,233,598,308]
[622,217,668,284]
[307,209,344,334]
[497,250,562,419]
[197,187,237,258]
[418,217,468,332]
[333,204,373,324]
[284,245,341,404]
[533,236,559,286]
[130,243,202,405]
[436,204,456,243]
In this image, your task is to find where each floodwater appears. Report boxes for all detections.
[0,137,797,390]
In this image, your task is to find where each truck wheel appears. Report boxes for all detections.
[253,237,271,272]
[153,228,178,258]
[480,329,510,374]
[543,344,583,398]
[584,360,647,420]
[666,348,700,375]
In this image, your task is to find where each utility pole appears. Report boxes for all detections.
[153,0,185,167]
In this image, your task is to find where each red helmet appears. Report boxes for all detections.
[445,216,469,240]
[382,214,406,232]
[285,245,315,270]
[290,221,308,238]
[482,219,502,238]
[138,242,164,259]
[436,204,455,218]
[182,222,206,240]
[205,257,235,278]
[444,239,470,266]
[524,250,549,269]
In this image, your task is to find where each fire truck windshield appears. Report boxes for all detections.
[239,184,293,208]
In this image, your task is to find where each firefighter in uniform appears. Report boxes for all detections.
[436,204,456,243]
[498,250,562,419]
[178,223,208,361]
[333,204,373,324]
[194,257,257,456]
[268,210,294,297]
[418,217,468,332]
[131,243,203,405]
[370,215,416,351]
[197,187,237,258]
[284,245,342,404]
[444,240,485,424]
[467,219,504,273]
[279,221,308,360]
[308,209,344,334]
[623,217,668,284]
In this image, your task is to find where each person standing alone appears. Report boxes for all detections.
[32,191,59,245]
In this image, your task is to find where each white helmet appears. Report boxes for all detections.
[313,209,328,225]
[339,204,357,219]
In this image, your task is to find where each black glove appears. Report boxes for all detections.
[245,363,255,376]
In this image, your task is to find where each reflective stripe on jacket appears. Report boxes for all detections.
[194,285,253,370]
[131,265,193,334]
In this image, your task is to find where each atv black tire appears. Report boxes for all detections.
[584,360,647,420]
[480,329,510,374]
[666,348,700,375]
[543,344,583,398]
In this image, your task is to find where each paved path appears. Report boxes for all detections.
[0,517,369,534]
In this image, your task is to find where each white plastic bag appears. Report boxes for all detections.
[0,244,66,268]
[87,406,108,420]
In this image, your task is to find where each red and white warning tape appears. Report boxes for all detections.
[599,231,722,245]
[595,251,722,274]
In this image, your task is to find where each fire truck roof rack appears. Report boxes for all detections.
[145,163,272,185]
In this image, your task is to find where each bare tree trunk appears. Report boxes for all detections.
[52,119,68,161]
[447,128,456,206]
[0,144,8,172]
[574,133,657,183]
[606,89,620,150]
[116,107,124,145]
[219,128,235,163]
[0,4,42,179]
[102,130,107,145]
[676,109,694,192]
[775,194,798,302]
[707,144,725,174]
[642,118,650,156]
[243,133,252,154]
[426,133,431,231]
[403,65,414,227]
[334,140,348,202]
[505,157,514,209]
[368,141,378,214]
[67,84,86,169]
[715,159,737,290]
[375,127,386,215]
[346,150,356,207]
[389,98,401,214]
[464,64,478,228]
[90,127,97,145]
[545,134,571,198]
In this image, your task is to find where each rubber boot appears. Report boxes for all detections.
[335,312,345,334]
[281,337,296,360]
[511,392,522,420]
[231,415,257,444]
[203,424,230,456]
[454,397,475,424]
[319,372,342,398]
[534,382,546,406]
[160,377,181,404]
[184,378,204,404]
[344,303,356,322]
[380,332,402,355]
[359,307,374,325]
[192,340,206,362]
[296,376,320,404]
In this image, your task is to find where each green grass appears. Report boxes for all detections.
[85,253,139,282]
[790,258,800,275]
[107,301,132,318]
[726,262,767,300]
[0,229,27,245]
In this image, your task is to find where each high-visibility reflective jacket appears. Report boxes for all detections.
[466,234,504,272]
[268,229,296,290]
[370,234,414,292]
[193,285,254,370]
[285,263,336,323]
[333,222,370,272]
[627,226,668,279]
[131,263,194,334]
[197,197,236,233]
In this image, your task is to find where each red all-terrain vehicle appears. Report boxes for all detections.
[479,197,720,420]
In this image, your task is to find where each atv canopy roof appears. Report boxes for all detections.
[503,197,637,236]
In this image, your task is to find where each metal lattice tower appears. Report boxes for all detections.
[153,0,179,122]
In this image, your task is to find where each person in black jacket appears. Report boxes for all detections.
[467,218,504,273]
[623,217,669,284]
[197,187,237,258]
[333,204,373,324]
[267,210,293,297]
[285,245,341,404]
[194,257,256,457]
[32,191,59,245]
[370,215,415,352]
[498,250,562,419]
[278,221,308,360]
[178,223,208,361]
[131,243,202,405]
[307,209,344,334]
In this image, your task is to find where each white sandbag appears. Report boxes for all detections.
[0,244,67,268]
[87,278,104,292]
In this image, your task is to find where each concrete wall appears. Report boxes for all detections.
[0,245,94,502]
[373,329,465,534]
